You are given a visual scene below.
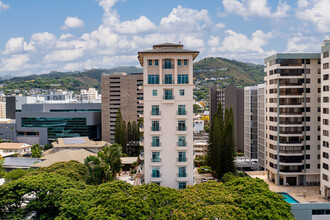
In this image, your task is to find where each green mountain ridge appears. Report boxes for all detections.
[1,57,265,96]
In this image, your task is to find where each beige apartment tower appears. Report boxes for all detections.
[138,43,199,189]
[321,40,330,197]
[264,53,321,186]
[101,73,143,143]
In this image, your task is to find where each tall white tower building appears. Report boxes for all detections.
[138,43,199,189]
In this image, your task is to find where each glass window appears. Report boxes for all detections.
[178,136,186,146]
[184,59,188,65]
[148,75,159,84]
[151,105,160,115]
[178,167,186,177]
[178,105,186,115]
[178,152,186,162]
[152,90,157,96]
[178,74,189,84]
[152,167,160,178]
[164,89,173,100]
[164,59,172,69]
[152,136,160,147]
[178,59,181,66]
[151,121,160,131]
[178,120,186,131]
[148,60,152,66]
[178,182,186,189]
[152,152,160,162]
[164,74,173,84]
[180,89,185,96]
[155,60,159,66]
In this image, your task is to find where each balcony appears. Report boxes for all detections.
[151,142,161,147]
[177,173,187,178]
[150,110,161,119]
[151,173,162,180]
[162,95,175,104]
[151,157,161,162]
[151,126,161,135]
[177,140,187,147]
[162,79,174,84]
[162,64,174,69]
[177,126,187,131]
[176,110,187,119]
[177,157,187,163]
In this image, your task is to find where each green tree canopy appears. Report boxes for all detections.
[31,144,42,158]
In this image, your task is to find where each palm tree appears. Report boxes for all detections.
[84,144,122,184]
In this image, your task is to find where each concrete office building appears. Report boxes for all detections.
[209,84,244,152]
[257,84,266,170]
[5,96,45,119]
[244,86,258,159]
[101,73,143,143]
[138,43,199,189]
[321,40,330,197]
[0,119,15,141]
[16,103,101,145]
[264,53,321,186]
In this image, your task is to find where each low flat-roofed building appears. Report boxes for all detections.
[0,143,31,156]
[31,149,97,168]
[52,137,110,153]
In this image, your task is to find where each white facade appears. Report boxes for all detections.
[76,88,101,102]
[321,41,330,197]
[138,43,199,189]
[0,102,5,119]
[193,119,204,133]
[257,84,266,170]
[244,86,258,159]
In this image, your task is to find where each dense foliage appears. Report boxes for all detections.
[31,144,43,158]
[115,109,141,156]
[4,169,28,182]
[0,164,294,219]
[84,144,122,184]
[0,156,4,178]
[208,102,236,178]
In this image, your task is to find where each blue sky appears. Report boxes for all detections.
[0,0,329,76]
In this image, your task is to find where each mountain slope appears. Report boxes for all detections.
[193,57,265,86]
[0,58,265,96]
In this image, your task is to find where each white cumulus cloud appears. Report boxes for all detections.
[296,0,330,33]
[114,16,156,34]
[222,0,290,19]
[3,37,26,54]
[61,17,84,30]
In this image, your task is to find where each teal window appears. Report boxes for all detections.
[151,121,160,131]
[180,89,185,96]
[178,136,186,146]
[184,59,188,65]
[152,136,160,147]
[178,59,182,66]
[155,60,159,66]
[178,182,186,189]
[164,59,172,69]
[152,152,160,162]
[21,117,97,142]
[178,152,186,162]
[178,120,186,131]
[148,60,152,66]
[151,105,160,115]
[178,167,186,177]
[152,167,161,178]
[152,90,157,96]
[164,89,173,100]
[148,75,159,84]
[178,74,188,84]
[164,74,173,84]
[178,105,186,115]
